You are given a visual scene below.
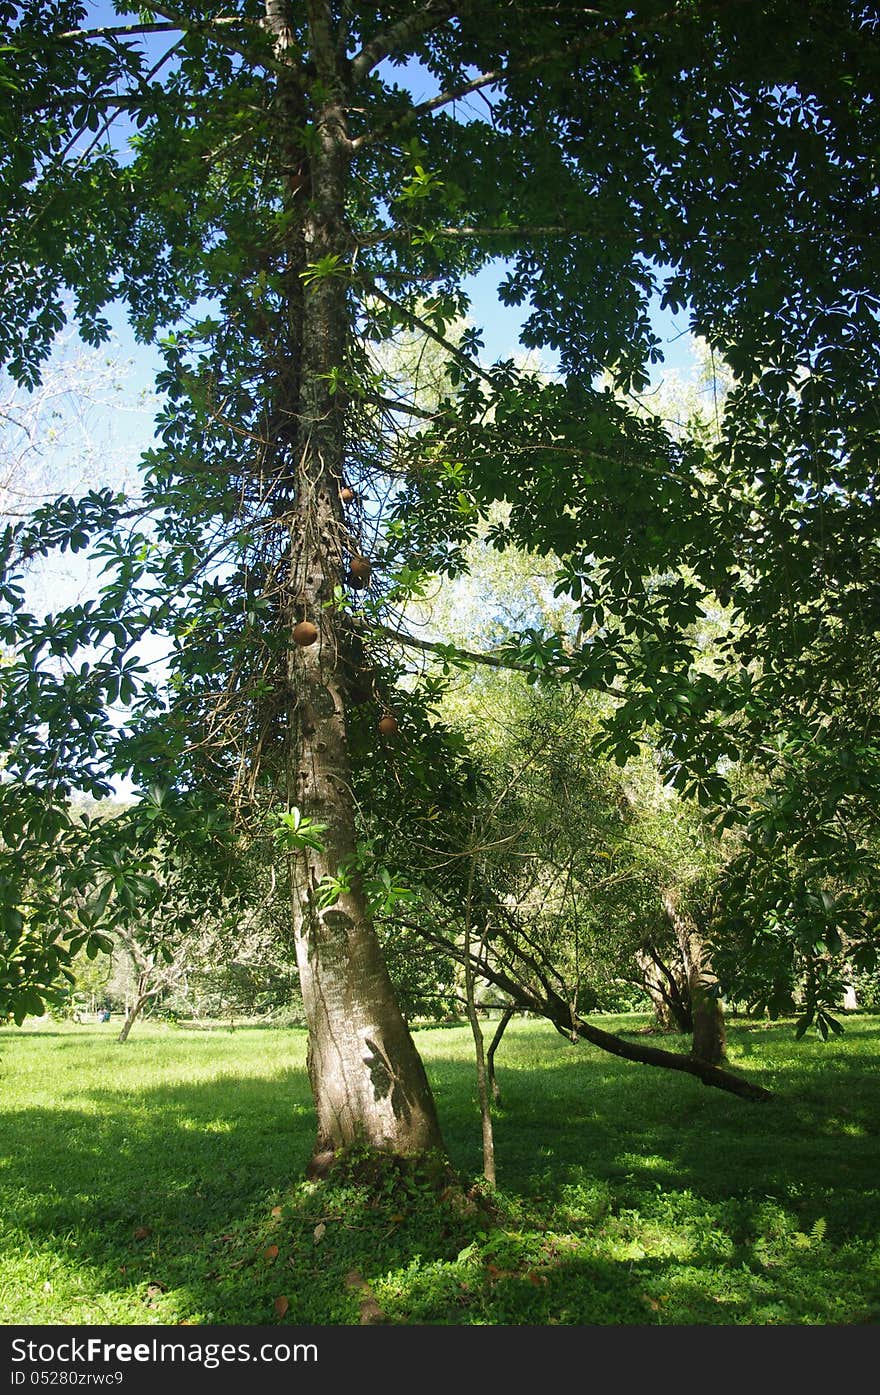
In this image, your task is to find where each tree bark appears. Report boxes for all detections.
[636,945,693,1033]
[662,892,726,1066]
[117,995,149,1044]
[486,1004,514,1105]
[272,0,444,1169]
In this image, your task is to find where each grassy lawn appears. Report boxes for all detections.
[0,1013,878,1326]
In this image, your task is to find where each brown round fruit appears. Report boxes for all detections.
[378,714,399,736]
[292,620,319,646]
[340,487,356,504]
[348,555,372,588]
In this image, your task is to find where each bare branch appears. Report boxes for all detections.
[56,20,205,41]
[359,391,441,422]
[357,223,613,250]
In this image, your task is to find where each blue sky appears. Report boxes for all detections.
[76,2,697,374]
[8,4,702,610]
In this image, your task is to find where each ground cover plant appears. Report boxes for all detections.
[1,1015,877,1326]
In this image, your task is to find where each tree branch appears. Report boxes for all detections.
[349,0,459,85]
[360,391,441,422]
[54,20,192,41]
[305,0,343,85]
[133,3,285,73]
[373,620,625,699]
[352,7,678,151]
[357,223,613,249]
[365,281,496,386]
[560,1009,771,1101]
[475,937,771,1101]
[41,4,282,76]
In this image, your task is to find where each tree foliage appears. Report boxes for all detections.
[0,2,877,1111]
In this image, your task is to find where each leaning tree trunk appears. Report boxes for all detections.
[117,995,150,1045]
[486,1004,514,1105]
[117,966,157,1044]
[272,2,444,1170]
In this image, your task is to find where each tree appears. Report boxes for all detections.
[1,332,137,522]
[394,678,764,1090]
[1,1,878,1165]
[420,482,733,1059]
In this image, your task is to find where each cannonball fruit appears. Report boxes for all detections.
[292,620,319,646]
[340,487,356,504]
[378,714,399,736]
[348,556,371,588]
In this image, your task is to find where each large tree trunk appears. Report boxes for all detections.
[636,945,693,1033]
[272,1,444,1170]
[662,893,726,1067]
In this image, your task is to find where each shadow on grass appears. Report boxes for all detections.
[1,1020,878,1324]
[428,1033,880,1242]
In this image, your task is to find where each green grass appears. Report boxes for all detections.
[1,1013,878,1325]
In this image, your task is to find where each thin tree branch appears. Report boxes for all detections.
[372,620,625,699]
[349,0,459,85]
[365,281,496,387]
[486,1003,514,1103]
[360,391,441,422]
[137,2,285,73]
[357,223,614,250]
[52,17,248,42]
[352,7,678,151]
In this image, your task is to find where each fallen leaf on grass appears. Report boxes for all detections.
[274,1296,289,1318]
[313,1222,326,1243]
[263,1245,279,1261]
